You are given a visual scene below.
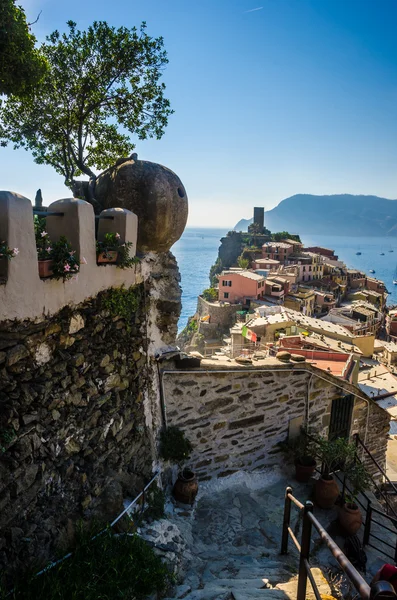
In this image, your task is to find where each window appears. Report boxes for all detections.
[303,266,306,272]
[224,292,229,299]
[222,280,232,287]
[309,266,312,271]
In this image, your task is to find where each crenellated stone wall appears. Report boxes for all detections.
[0,193,138,321]
[161,361,390,481]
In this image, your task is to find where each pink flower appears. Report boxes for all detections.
[64,264,71,272]
[81,257,87,265]
[115,233,121,240]
[13,248,19,255]
[69,250,76,256]
[41,231,48,237]
[46,247,52,253]
[75,265,79,271]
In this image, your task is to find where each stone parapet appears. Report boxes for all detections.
[0,192,138,322]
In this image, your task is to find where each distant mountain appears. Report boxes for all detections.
[234,217,253,231]
[234,194,397,236]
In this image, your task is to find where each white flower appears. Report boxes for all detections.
[13,248,19,255]
[41,231,48,237]
[115,233,121,240]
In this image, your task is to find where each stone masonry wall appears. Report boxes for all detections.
[162,364,389,481]
[197,296,242,328]
[0,283,153,576]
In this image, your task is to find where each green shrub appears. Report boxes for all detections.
[3,529,173,600]
[144,485,166,521]
[160,426,193,465]
[202,287,217,302]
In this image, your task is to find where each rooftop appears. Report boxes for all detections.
[221,270,265,282]
[254,258,281,264]
[262,242,293,250]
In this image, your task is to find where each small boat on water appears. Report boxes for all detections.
[390,250,394,252]
[356,251,362,255]
[369,269,375,273]
[380,252,385,256]
[394,265,397,284]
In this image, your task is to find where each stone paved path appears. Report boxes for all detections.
[162,471,334,600]
[153,469,397,600]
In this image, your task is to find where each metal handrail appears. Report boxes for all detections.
[355,434,397,498]
[34,471,161,578]
[281,487,396,600]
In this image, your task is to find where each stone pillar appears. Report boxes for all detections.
[97,208,138,257]
[47,198,96,265]
[0,191,39,291]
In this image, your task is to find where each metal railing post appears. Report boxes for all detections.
[281,486,292,555]
[297,501,313,600]
[363,500,372,546]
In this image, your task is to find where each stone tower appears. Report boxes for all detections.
[253,206,264,232]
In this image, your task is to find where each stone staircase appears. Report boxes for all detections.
[162,474,334,600]
[166,546,332,600]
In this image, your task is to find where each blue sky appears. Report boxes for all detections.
[2,0,397,226]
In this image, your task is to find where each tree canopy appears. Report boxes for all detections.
[0,0,47,96]
[272,231,301,242]
[0,20,173,198]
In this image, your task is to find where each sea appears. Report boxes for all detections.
[171,229,397,332]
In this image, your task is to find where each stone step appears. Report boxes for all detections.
[232,589,295,600]
[232,568,296,581]
[203,578,269,590]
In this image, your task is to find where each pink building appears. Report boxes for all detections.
[218,270,266,304]
[262,242,293,262]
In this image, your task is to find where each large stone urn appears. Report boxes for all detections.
[95,156,188,253]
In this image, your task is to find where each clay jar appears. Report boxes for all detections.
[172,469,198,505]
[314,476,340,509]
[295,457,316,483]
[338,503,362,535]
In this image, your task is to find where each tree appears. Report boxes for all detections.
[237,256,249,269]
[0,0,47,96]
[0,20,173,200]
[272,231,301,242]
[202,288,218,302]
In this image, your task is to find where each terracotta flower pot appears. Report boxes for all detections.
[339,502,362,535]
[38,259,54,278]
[295,457,316,483]
[172,469,198,505]
[97,250,118,264]
[314,476,340,509]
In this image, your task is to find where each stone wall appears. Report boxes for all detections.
[162,362,389,481]
[0,284,153,574]
[197,296,241,328]
[0,247,183,579]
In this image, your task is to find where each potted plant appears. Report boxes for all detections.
[0,242,18,261]
[159,426,198,505]
[96,232,120,264]
[314,436,355,509]
[96,232,138,268]
[339,460,371,535]
[51,236,80,280]
[34,217,54,278]
[290,431,317,483]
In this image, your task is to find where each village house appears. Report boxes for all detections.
[217,269,265,305]
[251,257,281,271]
[304,246,339,260]
[386,309,397,341]
[284,286,316,316]
[276,334,360,384]
[286,252,324,283]
[261,241,294,262]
